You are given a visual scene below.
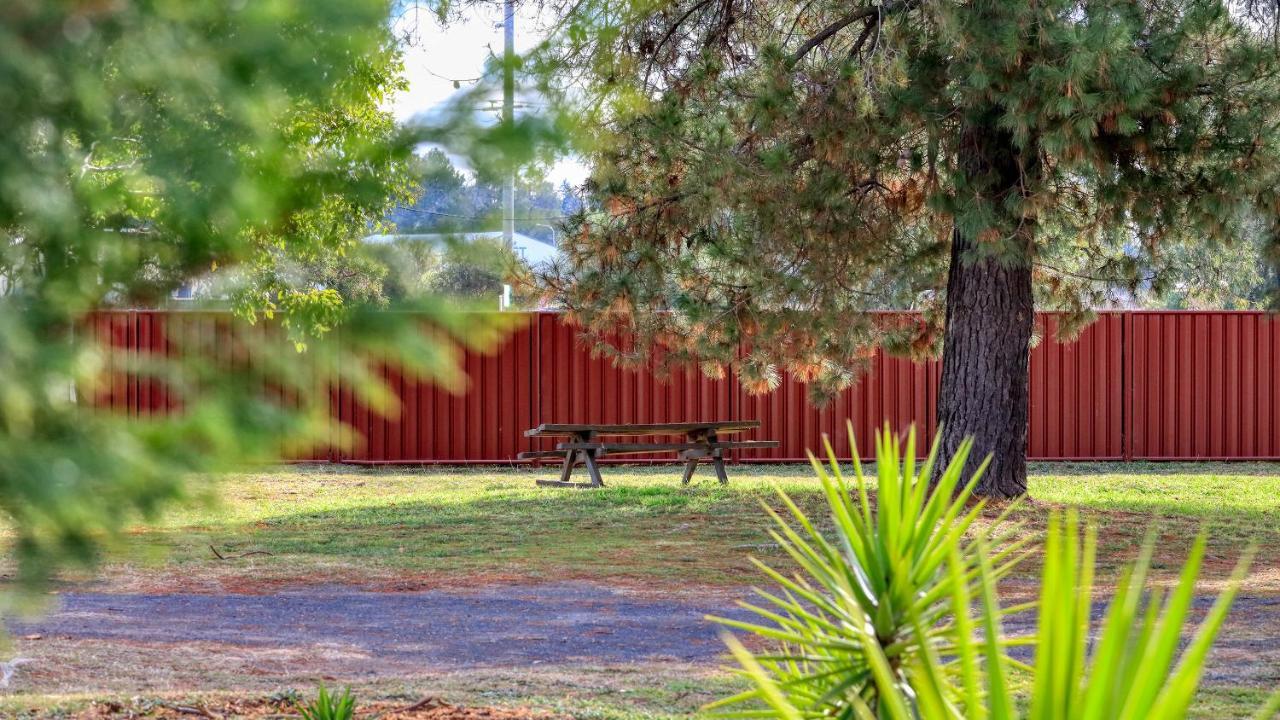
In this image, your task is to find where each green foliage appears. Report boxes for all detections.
[300,249,398,308]
[273,149,565,306]
[1145,224,1275,309]
[295,234,532,305]
[718,429,1279,719]
[0,0,515,607]
[532,0,1280,398]
[1015,515,1248,719]
[297,684,356,720]
[427,236,530,300]
[708,425,1031,715]
[1037,213,1277,311]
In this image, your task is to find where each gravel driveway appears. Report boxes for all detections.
[11,583,753,669]
[8,583,1280,687]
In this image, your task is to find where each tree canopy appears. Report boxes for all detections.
[533,0,1280,494]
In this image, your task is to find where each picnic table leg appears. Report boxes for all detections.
[679,429,706,485]
[712,452,729,484]
[708,430,730,484]
[557,450,577,484]
[536,431,601,488]
[680,459,698,485]
[583,449,604,487]
[577,430,605,487]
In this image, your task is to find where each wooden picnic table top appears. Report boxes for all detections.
[524,421,761,438]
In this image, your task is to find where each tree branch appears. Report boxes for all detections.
[644,0,716,86]
[788,0,914,66]
[790,8,878,66]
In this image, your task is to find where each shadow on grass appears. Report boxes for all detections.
[113,461,1280,593]
[145,481,839,584]
[234,464,1280,548]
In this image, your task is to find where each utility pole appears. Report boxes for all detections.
[501,0,515,250]
[500,0,516,310]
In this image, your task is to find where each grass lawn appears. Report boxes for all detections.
[96,461,1280,593]
[7,461,1280,719]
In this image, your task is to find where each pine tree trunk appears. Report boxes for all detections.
[936,120,1035,499]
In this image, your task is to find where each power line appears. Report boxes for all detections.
[423,67,483,87]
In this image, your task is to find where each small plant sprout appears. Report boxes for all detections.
[297,684,356,720]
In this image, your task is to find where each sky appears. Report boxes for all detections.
[388,4,588,187]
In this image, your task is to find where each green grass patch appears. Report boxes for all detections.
[90,461,1280,593]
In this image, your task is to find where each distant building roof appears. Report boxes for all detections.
[363,231,558,267]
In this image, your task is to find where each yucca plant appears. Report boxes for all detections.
[716,428,1277,719]
[1020,514,1252,719]
[708,423,1034,716]
[297,684,356,720]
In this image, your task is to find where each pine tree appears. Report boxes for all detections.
[536,0,1280,496]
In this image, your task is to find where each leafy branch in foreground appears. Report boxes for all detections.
[0,0,520,611]
[716,428,1276,719]
[708,424,1033,715]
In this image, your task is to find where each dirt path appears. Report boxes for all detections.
[6,583,1280,693]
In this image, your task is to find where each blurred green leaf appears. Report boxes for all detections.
[0,0,513,610]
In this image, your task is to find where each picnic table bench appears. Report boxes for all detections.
[517,421,778,488]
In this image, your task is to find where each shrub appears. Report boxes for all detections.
[713,424,1276,719]
[708,424,1032,715]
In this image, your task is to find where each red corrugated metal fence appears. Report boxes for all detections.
[1127,312,1280,459]
[1028,313,1127,460]
[84,310,1280,462]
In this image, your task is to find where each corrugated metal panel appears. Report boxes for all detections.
[337,314,537,463]
[737,347,940,462]
[1128,312,1280,460]
[530,313,735,461]
[86,310,182,417]
[83,310,1280,463]
[1027,313,1125,460]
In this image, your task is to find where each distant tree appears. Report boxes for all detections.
[389,150,571,244]
[559,180,585,222]
[370,240,442,301]
[537,0,1280,496]
[300,251,394,307]
[427,236,527,299]
[338,236,523,304]
[386,149,478,233]
[289,232,531,306]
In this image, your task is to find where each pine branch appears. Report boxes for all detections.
[790,8,878,66]
[788,0,915,67]
[644,0,717,86]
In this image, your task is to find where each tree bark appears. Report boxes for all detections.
[936,119,1036,499]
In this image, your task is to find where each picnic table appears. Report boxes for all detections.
[517,421,779,488]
